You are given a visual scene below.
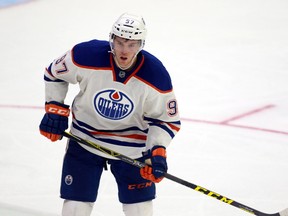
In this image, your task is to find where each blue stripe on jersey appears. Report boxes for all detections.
[47,63,52,72]
[44,75,64,82]
[94,138,146,148]
[144,116,181,138]
[144,116,181,126]
[72,123,146,148]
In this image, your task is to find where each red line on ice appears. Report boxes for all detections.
[1,103,287,136]
[219,104,275,124]
[0,104,43,110]
[181,117,288,136]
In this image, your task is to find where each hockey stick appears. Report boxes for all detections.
[62,131,288,216]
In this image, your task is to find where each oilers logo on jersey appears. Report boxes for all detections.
[93,89,134,120]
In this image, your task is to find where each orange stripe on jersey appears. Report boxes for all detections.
[123,56,145,84]
[73,60,112,70]
[91,131,147,141]
[110,54,117,81]
[166,122,181,132]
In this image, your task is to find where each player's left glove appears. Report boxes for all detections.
[140,146,167,183]
[39,101,70,142]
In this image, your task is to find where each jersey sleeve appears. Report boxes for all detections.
[43,40,111,104]
[143,88,181,150]
[137,51,181,150]
[43,49,80,103]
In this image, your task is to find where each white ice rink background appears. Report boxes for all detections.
[0,0,288,215]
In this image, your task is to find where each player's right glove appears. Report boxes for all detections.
[39,101,70,142]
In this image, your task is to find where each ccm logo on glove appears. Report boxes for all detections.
[45,103,70,116]
[39,101,70,142]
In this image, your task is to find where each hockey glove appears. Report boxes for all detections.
[39,101,70,142]
[140,146,167,183]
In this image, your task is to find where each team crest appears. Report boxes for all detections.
[65,175,73,185]
[93,89,134,120]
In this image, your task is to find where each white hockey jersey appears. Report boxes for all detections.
[44,39,181,159]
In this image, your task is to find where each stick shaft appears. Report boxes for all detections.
[62,131,280,216]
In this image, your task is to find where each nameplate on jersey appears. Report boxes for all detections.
[93,89,134,120]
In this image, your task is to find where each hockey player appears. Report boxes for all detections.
[39,12,181,216]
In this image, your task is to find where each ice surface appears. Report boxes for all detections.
[0,0,288,215]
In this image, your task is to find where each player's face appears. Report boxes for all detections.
[113,36,141,69]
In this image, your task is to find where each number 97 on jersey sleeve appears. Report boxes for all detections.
[55,53,69,74]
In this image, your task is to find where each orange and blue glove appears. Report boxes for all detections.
[39,101,70,142]
[140,146,167,183]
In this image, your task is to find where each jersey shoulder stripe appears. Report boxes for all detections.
[135,50,173,92]
[71,39,111,69]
